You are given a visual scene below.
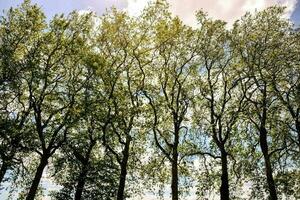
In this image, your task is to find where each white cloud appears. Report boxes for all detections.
[126,0,154,16]
[125,0,298,26]
[169,0,297,26]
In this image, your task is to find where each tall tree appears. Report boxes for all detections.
[143,4,199,199]
[231,7,293,200]
[22,12,93,200]
[0,0,46,186]
[93,8,150,200]
[191,12,247,200]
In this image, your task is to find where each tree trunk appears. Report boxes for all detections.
[74,139,96,200]
[220,148,229,200]
[74,164,89,200]
[25,155,48,200]
[259,127,278,200]
[0,161,8,185]
[295,120,300,150]
[171,154,178,200]
[117,136,131,200]
[171,124,179,200]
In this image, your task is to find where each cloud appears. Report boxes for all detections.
[125,0,298,26]
[169,0,297,26]
[126,0,154,16]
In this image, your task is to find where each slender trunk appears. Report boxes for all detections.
[74,140,95,200]
[0,161,8,184]
[171,125,179,200]
[295,120,300,150]
[220,148,229,200]
[74,164,88,200]
[117,136,131,200]
[259,127,278,200]
[25,155,49,200]
[171,153,178,200]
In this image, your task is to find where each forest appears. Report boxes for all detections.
[0,0,299,199]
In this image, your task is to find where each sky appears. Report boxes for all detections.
[0,0,299,27]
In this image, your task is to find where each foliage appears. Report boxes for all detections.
[0,1,299,200]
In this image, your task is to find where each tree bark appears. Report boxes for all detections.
[220,148,229,200]
[259,127,278,200]
[0,161,8,185]
[171,125,179,200]
[117,136,131,200]
[171,153,178,200]
[295,120,300,150]
[73,140,95,200]
[74,164,88,200]
[25,155,49,200]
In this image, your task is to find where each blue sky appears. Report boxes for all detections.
[0,0,299,26]
[0,0,127,17]
[291,0,300,25]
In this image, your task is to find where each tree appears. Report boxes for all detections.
[92,8,150,200]
[0,0,46,186]
[231,7,294,200]
[21,11,93,200]
[191,12,247,200]
[143,3,199,199]
[270,29,300,152]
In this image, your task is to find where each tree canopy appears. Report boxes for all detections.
[0,0,299,200]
